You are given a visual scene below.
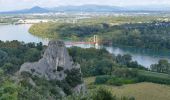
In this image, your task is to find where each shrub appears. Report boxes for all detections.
[107,78,136,86]
[95,75,136,86]
[95,75,111,84]
[137,74,170,85]
[92,88,116,100]
[65,68,83,87]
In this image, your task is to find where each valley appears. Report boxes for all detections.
[1,6,170,99]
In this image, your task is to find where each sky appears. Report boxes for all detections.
[0,0,170,11]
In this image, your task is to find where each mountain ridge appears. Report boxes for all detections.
[1,5,170,14]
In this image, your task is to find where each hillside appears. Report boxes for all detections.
[2,5,170,14]
[0,6,49,14]
[85,77,170,100]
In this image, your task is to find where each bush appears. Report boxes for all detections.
[137,74,170,85]
[92,88,116,100]
[107,78,136,86]
[95,75,136,86]
[121,96,135,100]
[95,75,111,84]
[65,68,83,87]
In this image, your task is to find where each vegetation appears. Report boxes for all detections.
[0,40,43,75]
[92,88,117,100]
[29,22,107,41]
[65,68,83,88]
[84,77,170,100]
[66,88,135,100]
[0,41,170,100]
[95,75,136,86]
[68,47,145,77]
[68,46,170,85]
[0,41,83,99]
[151,59,170,74]
[30,21,170,51]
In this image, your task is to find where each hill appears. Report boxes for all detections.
[85,77,170,100]
[0,6,49,14]
[2,5,170,14]
[48,4,125,12]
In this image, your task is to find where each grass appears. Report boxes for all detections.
[84,77,170,100]
[139,70,170,79]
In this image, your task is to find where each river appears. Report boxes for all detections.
[0,24,170,68]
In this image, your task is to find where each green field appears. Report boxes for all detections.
[84,76,170,100]
[139,70,170,79]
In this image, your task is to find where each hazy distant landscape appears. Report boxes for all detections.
[2,5,170,14]
[0,1,170,100]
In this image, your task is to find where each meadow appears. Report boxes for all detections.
[84,77,170,100]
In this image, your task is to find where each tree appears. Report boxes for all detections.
[95,59,113,75]
[2,63,14,74]
[151,59,170,74]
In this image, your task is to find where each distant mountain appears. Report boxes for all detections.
[0,5,126,14]
[1,5,170,14]
[0,6,49,14]
[126,5,170,11]
[48,5,125,12]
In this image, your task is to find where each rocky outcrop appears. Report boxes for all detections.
[19,40,86,95]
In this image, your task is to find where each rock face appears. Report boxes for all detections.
[19,40,86,94]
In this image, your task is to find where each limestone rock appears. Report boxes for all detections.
[19,41,79,80]
[19,40,86,94]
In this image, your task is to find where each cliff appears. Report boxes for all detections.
[18,40,86,97]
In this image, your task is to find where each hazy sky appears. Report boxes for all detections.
[0,0,170,11]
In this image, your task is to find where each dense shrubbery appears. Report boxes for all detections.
[68,47,115,77]
[66,88,135,100]
[137,71,170,85]
[92,88,116,100]
[0,40,43,75]
[65,68,83,87]
[29,22,107,40]
[111,22,170,50]
[95,75,170,86]
[68,47,145,77]
[1,41,170,99]
[137,74,170,85]
[69,47,170,85]
[151,59,170,74]
[95,75,137,86]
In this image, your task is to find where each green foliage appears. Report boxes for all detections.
[95,75,111,84]
[111,22,170,50]
[92,88,116,100]
[115,54,146,70]
[65,68,83,87]
[151,59,170,74]
[65,88,135,100]
[121,96,135,100]
[30,21,170,50]
[69,47,145,77]
[137,70,170,85]
[68,47,115,77]
[0,79,19,100]
[112,68,138,78]
[95,75,136,86]
[2,63,14,74]
[56,80,72,95]
[29,22,108,40]
[0,40,43,75]
[106,78,136,86]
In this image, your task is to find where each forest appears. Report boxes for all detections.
[0,41,170,100]
[29,21,170,51]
